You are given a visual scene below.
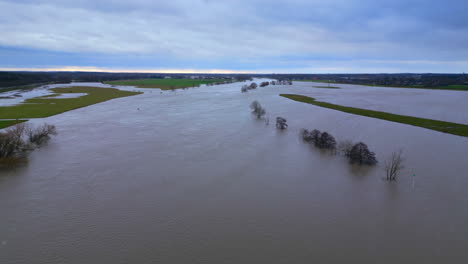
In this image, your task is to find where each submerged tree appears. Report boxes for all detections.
[348,142,378,165]
[337,140,354,156]
[385,150,404,181]
[248,83,258,90]
[302,129,321,143]
[241,85,248,93]
[316,132,336,149]
[250,101,266,119]
[301,129,336,150]
[0,126,24,158]
[27,124,57,145]
[0,123,57,161]
[276,117,288,129]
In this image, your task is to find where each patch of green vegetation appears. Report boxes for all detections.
[312,86,340,89]
[299,80,334,83]
[357,83,468,91]
[0,120,28,129]
[0,87,142,119]
[0,82,54,93]
[279,94,468,137]
[105,78,228,90]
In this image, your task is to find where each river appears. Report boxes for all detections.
[1,80,467,263]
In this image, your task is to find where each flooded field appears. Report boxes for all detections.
[1,80,468,263]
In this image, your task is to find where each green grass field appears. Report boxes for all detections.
[280,94,468,137]
[298,80,468,91]
[105,78,228,90]
[0,87,142,119]
[0,120,28,129]
[299,80,334,83]
[360,83,468,91]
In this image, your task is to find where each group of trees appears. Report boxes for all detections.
[302,129,378,165]
[246,100,405,180]
[302,129,337,149]
[241,82,258,93]
[276,117,288,129]
[0,123,57,162]
[250,101,266,119]
[249,101,288,130]
[270,80,293,85]
[241,79,293,93]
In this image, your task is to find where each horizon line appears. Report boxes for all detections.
[0,67,463,75]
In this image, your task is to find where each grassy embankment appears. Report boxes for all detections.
[312,86,340,89]
[0,87,141,123]
[298,80,468,91]
[105,78,227,90]
[0,120,28,129]
[280,94,468,137]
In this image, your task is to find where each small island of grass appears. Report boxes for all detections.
[280,93,468,137]
[0,86,142,119]
[104,78,229,90]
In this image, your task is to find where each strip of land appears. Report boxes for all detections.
[104,78,228,90]
[312,86,340,89]
[279,94,468,137]
[298,80,468,91]
[0,86,142,119]
[0,120,28,129]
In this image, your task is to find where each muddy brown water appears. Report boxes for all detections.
[1,80,468,263]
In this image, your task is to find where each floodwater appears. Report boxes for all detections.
[1,80,468,263]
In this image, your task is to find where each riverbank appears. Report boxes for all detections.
[0,120,28,129]
[104,78,228,90]
[297,80,468,91]
[280,93,468,137]
[0,86,142,119]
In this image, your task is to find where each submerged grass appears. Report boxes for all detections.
[280,94,468,137]
[312,86,340,89]
[298,80,468,91]
[0,87,142,119]
[105,78,227,90]
[359,84,468,91]
[0,120,28,129]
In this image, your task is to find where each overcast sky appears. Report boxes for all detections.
[1,0,467,73]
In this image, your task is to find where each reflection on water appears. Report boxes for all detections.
[1,80,468,263]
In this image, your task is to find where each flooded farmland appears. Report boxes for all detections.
[1,80,468,263]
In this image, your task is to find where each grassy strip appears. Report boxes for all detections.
[299,80,334,83]
[280,94,468,137]
[0,120,28,129]
[105,78,227,90]
[0,87,142,119]
[0,82,55,93]
[297,80,468,91]
[358,83,468,91]
[312,86,340,89]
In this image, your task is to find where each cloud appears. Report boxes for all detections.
[0,0,467,72]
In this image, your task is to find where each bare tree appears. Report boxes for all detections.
[250,101,266,119]
[337,140,353,156]
[26,124,57,145]
[241,85,248,93]
[276,117,288,129]
[385,150,404,181]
